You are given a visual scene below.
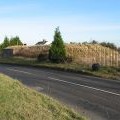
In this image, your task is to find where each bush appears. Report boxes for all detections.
[92,63,100,71]
[90,40,98,44]
[49,27,66,63]
[37,54,48,62]
[100,42,117,50]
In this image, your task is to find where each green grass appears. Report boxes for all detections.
[87,67,120,80]
[0,57,120,80]
[0,73,85,120]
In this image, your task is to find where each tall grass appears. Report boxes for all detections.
[7,45,50,58]
[7,44,120,67]
[65,44,120,67]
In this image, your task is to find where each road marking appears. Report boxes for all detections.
[7,68,34,75]
[6,68,120,97]
[48,77,120,97]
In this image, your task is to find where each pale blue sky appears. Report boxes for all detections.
[0,0,120,46]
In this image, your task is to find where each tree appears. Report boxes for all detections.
[49,27,66,63]
[90,40,98,44]
[100,42,117,50]
[0,36,10,51]
[82,41,88,45]
[10,36,23,46]
[0,44,4,51]
[3,36,10,48]
[0,36,23,51]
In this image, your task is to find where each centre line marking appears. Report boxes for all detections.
[6,68,120,97]
[48,77,120,97]
[7,68,34,75]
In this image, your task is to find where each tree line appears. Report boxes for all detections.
[0,36,23,51]
[71,40,120,52]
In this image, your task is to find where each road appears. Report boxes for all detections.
[0,64,120,120]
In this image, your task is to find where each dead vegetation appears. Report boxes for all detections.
[7,44,120,67]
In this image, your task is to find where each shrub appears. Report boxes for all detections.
[90,40,98,44]
[100,42,117,50]
[37,54,48,62]
[49,27,66,63]
[92,63,100,71]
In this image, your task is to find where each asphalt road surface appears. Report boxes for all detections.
[0,64,120,120]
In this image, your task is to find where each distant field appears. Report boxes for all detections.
[0,73,85,120]
[7,44,120,67]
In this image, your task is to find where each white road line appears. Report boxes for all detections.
[7,68,34,75]
[48,77,120,97]
[6,68,120,97]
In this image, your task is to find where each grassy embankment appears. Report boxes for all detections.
[0,73,85,120]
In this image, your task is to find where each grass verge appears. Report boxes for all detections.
[0,57,120,80]
[0,73,85,120]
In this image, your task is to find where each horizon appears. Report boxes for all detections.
[0,0,120,46]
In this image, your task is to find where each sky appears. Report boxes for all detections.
[0,0,120,46]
